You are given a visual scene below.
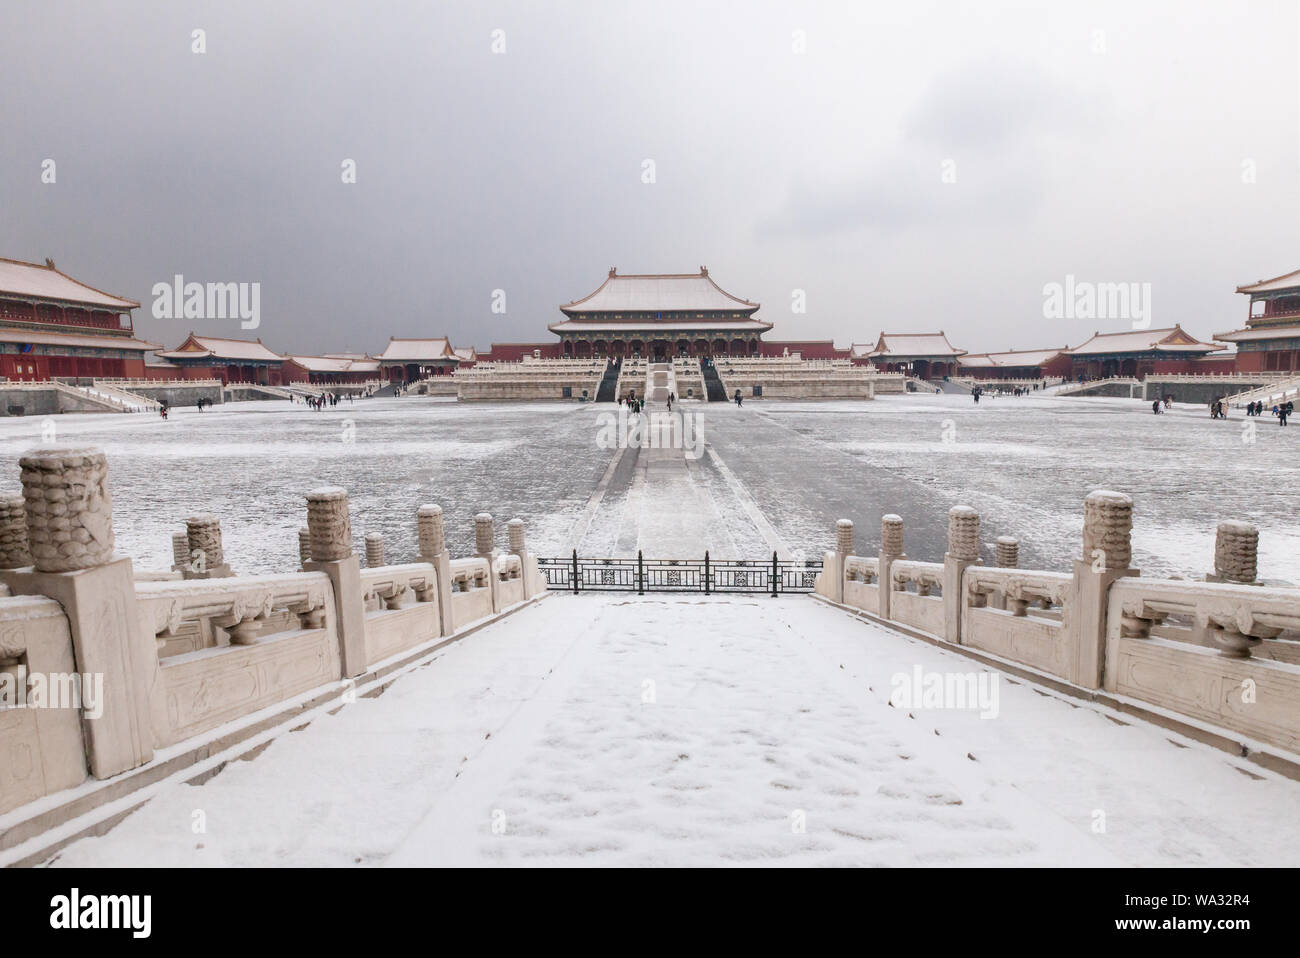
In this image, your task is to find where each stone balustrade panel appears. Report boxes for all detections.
[448,557,494,630]
[134,572,340,747]
[358,562,442,665]
[0,594,86,816]
[842,555,881,614]
[1104,578,1300,753]
[889,560,945,635]
[962,567,1074,679]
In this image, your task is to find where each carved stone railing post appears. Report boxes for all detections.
[992,535,1019,610]
[1072,490,1137,689]
[0,492,31,569]
[417,504,453,637]
[475,513,495,558]
[1209,521,1258,585]
[833,518,854,604]
[995,536,1019,568]
[170,530,189,574]
[302,487,366,678]
[878,514,905,620]
[0,447,154,779]
[297,526,312,570]
[184,514,232,579]
[507,517,538,600]
[365,533,385,569]
[475,512,503,611]
[943,506,980,644]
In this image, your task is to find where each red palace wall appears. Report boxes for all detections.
[478,343,561,362]
[759,340,846,360]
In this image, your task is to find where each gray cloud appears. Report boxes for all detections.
[1,0,1296,354]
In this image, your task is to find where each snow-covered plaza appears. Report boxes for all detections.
[0,391,1294,581]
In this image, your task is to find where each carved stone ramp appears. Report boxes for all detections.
[43,596,1300,867]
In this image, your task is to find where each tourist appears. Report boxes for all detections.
[733,389,743,406]
[1282,404,1290,426]
[1152,400,1160,415]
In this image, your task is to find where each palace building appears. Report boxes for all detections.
[0,257,158,381]
[1215,269,1300,374]
[375,337,460,382]
[958,347,1073,381]
[153,333,291,385]
[285,354,382,386]
[853,332,967,379]
[549,267,772,360]
[1064,326,1224,380]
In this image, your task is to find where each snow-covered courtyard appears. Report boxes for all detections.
[45,594,1300,867]
[0,391,1294,580]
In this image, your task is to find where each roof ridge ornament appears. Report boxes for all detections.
[44,257,55,269]
[700,265,708,276]
[609,267,617,277]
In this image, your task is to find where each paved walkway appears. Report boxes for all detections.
[48,595,1300,867]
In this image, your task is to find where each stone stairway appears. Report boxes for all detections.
[1226,374,1300,408]
[699,358,727,402]
[647,362,670,402]
[595,360,619,402]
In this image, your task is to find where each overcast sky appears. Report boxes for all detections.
[3,0,1298,354]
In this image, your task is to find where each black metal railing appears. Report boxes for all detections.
[537,551,822,596]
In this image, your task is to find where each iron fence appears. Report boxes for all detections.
[537,551,822,596]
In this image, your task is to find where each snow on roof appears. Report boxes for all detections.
[376,338,457,361]
[1067,326,1220,356]
[0,257,139,310]
[960,348,1068,368]
[560,267,760,315]
[548,318,772,334]
[1236,268,1300,294]
[289,355,381,373]
[160,334,283,362]
[1213,325,1300,342]
[869,332,966,358]
[0,327,159,351]
[453,347,477,361]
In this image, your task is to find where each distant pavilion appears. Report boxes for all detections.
[958,347,1072,380]
[1065,326,1222,380]
[155,333,289,385]
[549,267,772,360]
[857,332,967,379]
[285,355,382,385]
[1215,269,1300,374]
[375,337,460,382]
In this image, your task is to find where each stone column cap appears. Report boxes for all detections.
[996,535,1019,545]
[307,486,348,500]
[418,504,443,517]
[18,446,105,466]
[1217,520,1257,535]
[949,504,979,517]
[1084,489,1132,506]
